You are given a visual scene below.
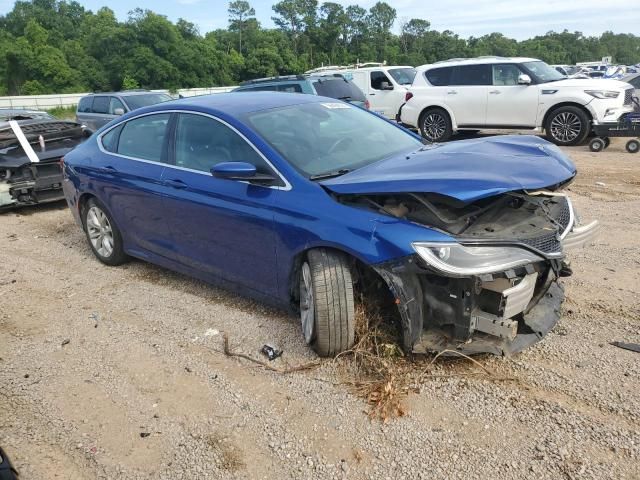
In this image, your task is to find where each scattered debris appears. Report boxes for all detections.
[260,344,283,361]
[610,341,640,353]
[595,181,606,187]
[89,313,99,328]
[140,432,151,438]
[204,328,220,337]
[185,366,192,373]
[61,338,70,346]
[222,333,320,373]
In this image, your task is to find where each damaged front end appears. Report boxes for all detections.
[0,119,89,210]
[342,190,598,356]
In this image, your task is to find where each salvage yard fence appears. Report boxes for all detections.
[0,86,238,110]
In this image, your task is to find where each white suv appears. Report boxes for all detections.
[399,57,636,146]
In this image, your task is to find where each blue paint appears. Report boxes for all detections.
[63,93,576,308]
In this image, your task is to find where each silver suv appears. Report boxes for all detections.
[76,91,172,131]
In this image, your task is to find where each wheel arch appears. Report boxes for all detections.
[287,245,390,308]
[418,104,457,130]
[542,102,593,130]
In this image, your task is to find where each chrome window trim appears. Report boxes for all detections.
[96,109,293,191]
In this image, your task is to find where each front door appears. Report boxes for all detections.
[369,70,397,118]
[160,112,281,296]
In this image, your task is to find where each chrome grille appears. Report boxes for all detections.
[624,88,634,106]
[518,197,571,255]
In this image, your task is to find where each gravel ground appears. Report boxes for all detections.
[1,138,639,479]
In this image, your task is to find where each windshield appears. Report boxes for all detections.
[245,102,421,177]
[388,68,416,85]
[311,78,366,103]
[522,61,565,83]
[123,93,172,110]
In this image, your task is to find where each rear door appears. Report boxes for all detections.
[446,64,491,127]
[159,112,281,296]
[84,96,116,130]
[486,63,539,127]
[93,112,174,258]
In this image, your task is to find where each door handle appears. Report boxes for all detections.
[98,165,117,173]
[369,93,376,96]
[447,90,457,95]
[164,179,188,189]
[489,90,501,94]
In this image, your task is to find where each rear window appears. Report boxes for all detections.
[425,67,453,86]
[91,96,110,114]
[451,65,492,86]
[312,78,365,102]
[122,93,172,111]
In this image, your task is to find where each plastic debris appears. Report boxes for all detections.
[204,328,220,337]
[260,344,283,361]
[610,341,640,353]
[61,339,70,346]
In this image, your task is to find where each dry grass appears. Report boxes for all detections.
[206,433,245,472]
[337,301,515,422]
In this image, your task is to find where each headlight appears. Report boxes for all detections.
[412,242,544,276]
[584,90,620,99]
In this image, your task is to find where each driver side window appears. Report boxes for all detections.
[174,113,272,175]
[492,64,523,86]
[371,71,391,90]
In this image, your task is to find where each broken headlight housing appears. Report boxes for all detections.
[412,242,544,276]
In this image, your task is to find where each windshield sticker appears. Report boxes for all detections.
[321,103,351,109]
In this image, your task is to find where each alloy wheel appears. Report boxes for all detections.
[86,205,114,258]
[300,262,315,344]
[549,112,582,143]
[423,113,447,141]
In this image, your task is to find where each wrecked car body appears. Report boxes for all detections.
[0,118,90,210]
[61,93,597,357]
[323,136,598,355]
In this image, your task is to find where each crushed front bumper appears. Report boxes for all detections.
[374,220,599,357]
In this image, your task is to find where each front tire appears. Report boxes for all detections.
[545,106,590,146]
[299,249,355,357]
[419,108,453,142]
[83,198,128,266]
[626,139,640,154]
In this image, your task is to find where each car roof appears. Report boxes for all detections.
[417,57,539,71]
[81,90,168,97]
[144,91,329,116]
[239,74,351,86]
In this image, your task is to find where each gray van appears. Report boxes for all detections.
[76,91,172,131]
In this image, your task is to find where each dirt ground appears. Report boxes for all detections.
[1,138,639,480]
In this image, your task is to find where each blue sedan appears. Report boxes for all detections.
[62,92,598,356]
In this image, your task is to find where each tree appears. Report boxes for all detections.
[228,1,255,53]
[367,2,396,61]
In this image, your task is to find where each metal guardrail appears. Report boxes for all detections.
[0,86,237,110]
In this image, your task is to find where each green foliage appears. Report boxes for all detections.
[47,105,76,119]
[0,0,638,96]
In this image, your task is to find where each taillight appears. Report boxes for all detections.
[405,92,413,102]
[364,99,370,109]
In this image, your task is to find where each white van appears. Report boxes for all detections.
[306,65,416,119]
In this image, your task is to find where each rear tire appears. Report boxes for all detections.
[82,198,128,266]
[419,108,453,142]
[299,249,355,357]
[545,106,590,146]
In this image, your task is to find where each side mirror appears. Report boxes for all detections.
[518,74,532,85]
[211,162,276,185]
[380,81,394,90]
[113,108,125,115]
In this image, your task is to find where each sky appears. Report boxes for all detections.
[0,0,638,40]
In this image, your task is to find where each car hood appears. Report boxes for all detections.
[545,78,631,90]
[320,135,576,204]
